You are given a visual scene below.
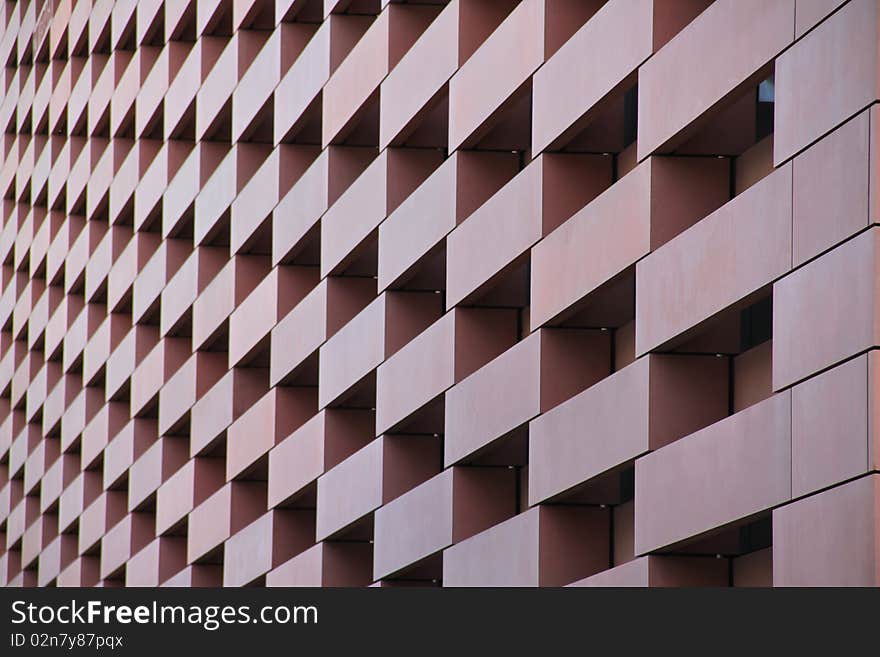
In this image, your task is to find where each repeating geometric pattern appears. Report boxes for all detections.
[1,0,879,587]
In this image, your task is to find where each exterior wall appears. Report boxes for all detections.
[0,0,877,587]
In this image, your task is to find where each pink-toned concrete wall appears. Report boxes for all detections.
[1,0,877,587]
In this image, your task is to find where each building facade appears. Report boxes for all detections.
[1,0,879,587]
